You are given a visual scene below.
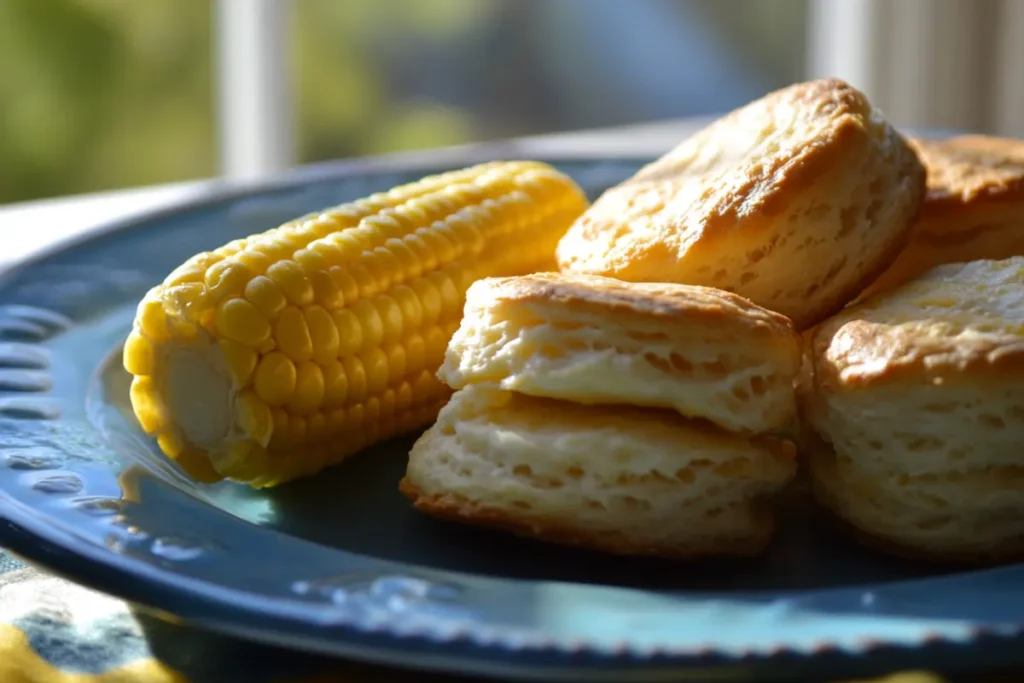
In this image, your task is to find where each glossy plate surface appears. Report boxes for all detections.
[0,151,1022,681]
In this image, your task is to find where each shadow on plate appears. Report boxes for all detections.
[259,438,955,594]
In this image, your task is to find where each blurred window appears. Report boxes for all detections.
[0,0,811,204]
[293,0,809,163]
[0,0,215,204]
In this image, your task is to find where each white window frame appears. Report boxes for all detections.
[214,0,294,182]
[808,0,1022,137]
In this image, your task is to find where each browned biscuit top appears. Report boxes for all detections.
[812,257,1024,391]
[912,135,1024,211]
[468,272,798,337]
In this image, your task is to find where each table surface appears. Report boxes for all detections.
[0,119,1017,683]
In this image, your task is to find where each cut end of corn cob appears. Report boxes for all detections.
[123,160,589,488]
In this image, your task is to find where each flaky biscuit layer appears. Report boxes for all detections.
[439,272,802,434]
[400,385,797,559]
[805,257,1024,562]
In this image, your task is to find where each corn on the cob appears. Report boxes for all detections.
[123,161,589,488]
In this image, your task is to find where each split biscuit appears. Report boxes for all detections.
[805,257,1024,562]
[438,272,803,435]
[400,385,797,559]
[862,135,1024,298]
[555,78,926,330]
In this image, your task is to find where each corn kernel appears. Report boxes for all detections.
[332,308,364,356]
[216,297,270,346]
[267,260,314,306]
[341,355,367,404]
[287,361,325,415]
[390,285,423,331]
[129,377,165,434]
[395,381,413,414]
[305,306,340,364]
[384,238,421,280]
[244,275,288,320]
[409,277,442,326]
[361,249,393,293]
[307,411,328,440]
[373,294,404,346]
[136,297,171,342]
[328,266,360,305]
[345,403,365,431]
[123,330,155,376]
[235,249,273,274]
[206,260,252,302]
[362,347,389,396]
[404,332,427,376]
[275,306,313,362]
[424,325,450,367]
[419,226,458,264]
[384,344,406,385]
[364,396,381,429]
[428,270,460,315]
[310,239,344,267]
[288,414,307,439]
[351,299,384,352]
[294,248,326,273]
[309,269,343,308]
[331,231,371,261]
[253,352,296,406]
[347,261,379,299]
[322,359,348,407]
[379,387,396,418]
[157,430,186,458]
[236,390,273,446]
[218,338,258,387]
[403,233,437,272]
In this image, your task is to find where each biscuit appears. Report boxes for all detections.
[861,135,1024,298]
[439,272,802,435]
[555,78,926,330]
[399,385,797,559]
[804,257,1024,561]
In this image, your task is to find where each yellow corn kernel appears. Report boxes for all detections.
[286,361,325,416]
[321,359,349,408]
[235,390,274,446]
[216,298,271,346]
[253,352,296,406]
[275,306,313,362]
[122,160,589,487]
[218,339,258,387]
[244,275,287,320]
[123,330,155,376]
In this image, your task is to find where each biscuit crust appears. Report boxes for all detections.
[439,272,802,434]
[812,258,1024,390]
[555,78,925,330]
[805,257,1024,562]
[863,135,1024,296]
[400,386,797,559]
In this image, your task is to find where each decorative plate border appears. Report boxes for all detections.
[1,145,1023,682]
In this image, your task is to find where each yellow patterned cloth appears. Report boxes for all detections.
[0,548,988,683]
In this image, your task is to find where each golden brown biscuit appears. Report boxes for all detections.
[438,272,802,435]
[555,78,925,330]
[804,257,1024,562]
[861,135,1024,298]
[400,385,797,559]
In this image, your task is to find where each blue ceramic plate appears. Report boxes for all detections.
[1,148,1023,682]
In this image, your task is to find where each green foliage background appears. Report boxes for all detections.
[0,0,807,205]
